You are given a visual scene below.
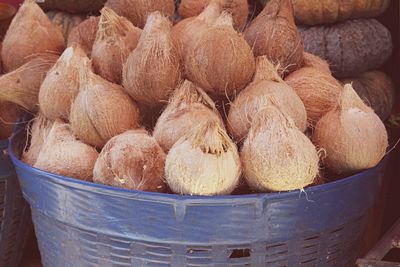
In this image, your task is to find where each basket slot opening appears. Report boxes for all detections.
[229,248,251,259]
[300,257,317,265]
[329,227,345,236]
[268,244,286,247]
[304,236,320,241]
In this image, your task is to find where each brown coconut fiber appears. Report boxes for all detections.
[228,56,307,143]
[92,7,142,84]
[105,0,175,28]
[241,104,320,192]
[313,84,388,174]
[34,120,99,181]
[153,80,224,152]
[123,12,181,108]
[166,120,241,196]
[303,52,331,74]
[21,113,54,166]
[172,1,222,62]
[178,0,249,30]
[244,0,304,75]
[342,70,396,121]
[1,0,65,72]
[93,129,166,192]
[67,16,100,56]
[185,12,255,97]
[285,67,343,125]
[0,53,59,112]
[70,58,140,148]
[39,44,88,121]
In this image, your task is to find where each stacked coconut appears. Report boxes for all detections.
[282,0,396,121]
[0,0,390,196]
[0,5,23,140]
[284,0,395,179]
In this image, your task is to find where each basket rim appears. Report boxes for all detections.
[7,135,385,204]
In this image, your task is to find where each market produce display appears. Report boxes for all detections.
[241,104,320,191]
[313,84,388,174]
[22,114,53,166]
[33,119,99,181]
[123,12,181,108]
[166,120,241,196]
[299,19,392,78]
[70,58,140,148]
[185,12,255,96]
[342,70,396,121]
[178,0,249,30]
[285,66,343,125]
[153,80,224,152]
[0,0,393,197]
[244,0,303,74]
[291,0,391,25]
[0,53,59,111]
[38,44,85,120]
[173,2,221,61]
[228,56,307,142]
[302,52,331,74]
[1,0,64,72]
[93,129,166,192]
[105,0,175,28]
[92,8,141,84]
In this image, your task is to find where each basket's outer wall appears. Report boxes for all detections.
[0,139,31,267]
[10,132,385,267]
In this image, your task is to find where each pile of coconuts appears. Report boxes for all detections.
[0,0,391,196]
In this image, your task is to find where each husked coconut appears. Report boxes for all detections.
[70,58,140,148]
[93,129,166,192]
[105,0,175,28]
[67,16,100,56]
[92,7,142,84]
[2,0,64,72]
[244,0,304,75]
[303,52,331,74]
[22,113,54,166]
[228,56,307,142]
[0,53,59,112]
[313,84,388,174]
[123,12,181,108]
[185,12,255,96]
[39,44,87,120]
[153,80,224,152]
[34,120,99,181]
[178,0,249,30]
[241,104,320,192]
[285,67,343,125]
[166,121,241,196]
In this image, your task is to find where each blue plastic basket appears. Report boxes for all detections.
[0,139,31,267]
[9,131,385,267]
